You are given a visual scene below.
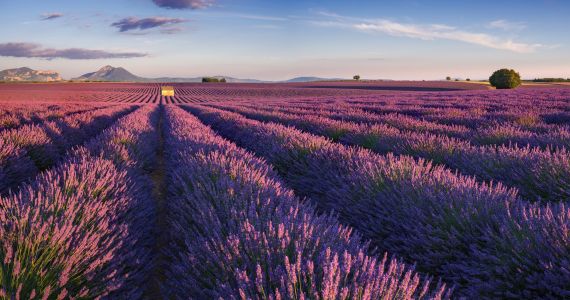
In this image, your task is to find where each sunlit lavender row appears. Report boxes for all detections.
[209,102,570,203]
[0,104,136,194]
[236,101,570,150]
[0,83,569,299]
[0,103,118,131]
[0,105,157,299]
[184,103,570,298]
[161,105,450,299]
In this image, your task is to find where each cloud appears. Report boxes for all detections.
[0,43,147,59]
[312,13,541,53]
[487,20,527,31]
[160,27,185,34]
[353,21,540,53]
[111,17,186,32]
[152,0,213,9]
[41,13,64,21]
[232,14,289,22]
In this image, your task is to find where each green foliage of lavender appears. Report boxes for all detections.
[185,104,570,298]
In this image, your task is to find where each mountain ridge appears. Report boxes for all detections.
[1,66,345,83]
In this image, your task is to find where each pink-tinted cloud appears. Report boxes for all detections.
[0,43,147,59]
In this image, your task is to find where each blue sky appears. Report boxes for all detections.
[0,0,568,80]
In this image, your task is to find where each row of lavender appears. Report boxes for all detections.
[209,103,570,203]
[0,103,117,131]
[279,88,570,123]
[1,104,452,299]
[184,104,570,298]
[160,105,450,299]
[0,105,158,299]
[238,101,570,150]
[0,104,137,194]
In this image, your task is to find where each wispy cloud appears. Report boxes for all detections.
[312,12,542,53]
[0,42,147,59]
[111,17,187,33]
[41,13,64,21]
[232,14,289,22]
[487,19,527,31]
[152,0,213,9]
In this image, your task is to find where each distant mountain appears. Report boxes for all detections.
[4,65,348,83]
[72,65,143,82]
[284,76,344,83]
[0,67,62,82]
[74,66,345,83]
[72,66,265,83]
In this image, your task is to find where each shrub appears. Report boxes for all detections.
[489,69,521,89]
[353,75,360,80]
[466,78,471,81]
[446,76,451,81]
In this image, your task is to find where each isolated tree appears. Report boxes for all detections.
[202,77,220,83]
[353,75,360,80]
[446,76,451,81]
[489,69,521,89]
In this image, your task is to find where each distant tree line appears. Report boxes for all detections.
[445,76,471,81]
[202,77,227,83]
[531,78,570,82]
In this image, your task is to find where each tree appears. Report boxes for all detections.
[202,77,220,83]
[489,69,521,89]
[446,76,451,81]
[466,78,471,81]
[219,78,227,83]
[353,75,360,81]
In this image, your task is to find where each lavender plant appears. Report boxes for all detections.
[210,103,570,203]
[0,105,137,194]
[185,104,570,298]
[162,105,450,299]
[0,105,158,299]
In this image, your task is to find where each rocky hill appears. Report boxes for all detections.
[0,67,62,82]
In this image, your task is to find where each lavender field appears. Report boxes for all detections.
[1,82,570,299]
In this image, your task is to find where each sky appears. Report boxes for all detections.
[0,0,569,80]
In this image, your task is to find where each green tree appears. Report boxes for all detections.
[202,77,220,83]
[489,69,521,89]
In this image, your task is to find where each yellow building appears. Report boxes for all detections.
[161,86,175,96]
